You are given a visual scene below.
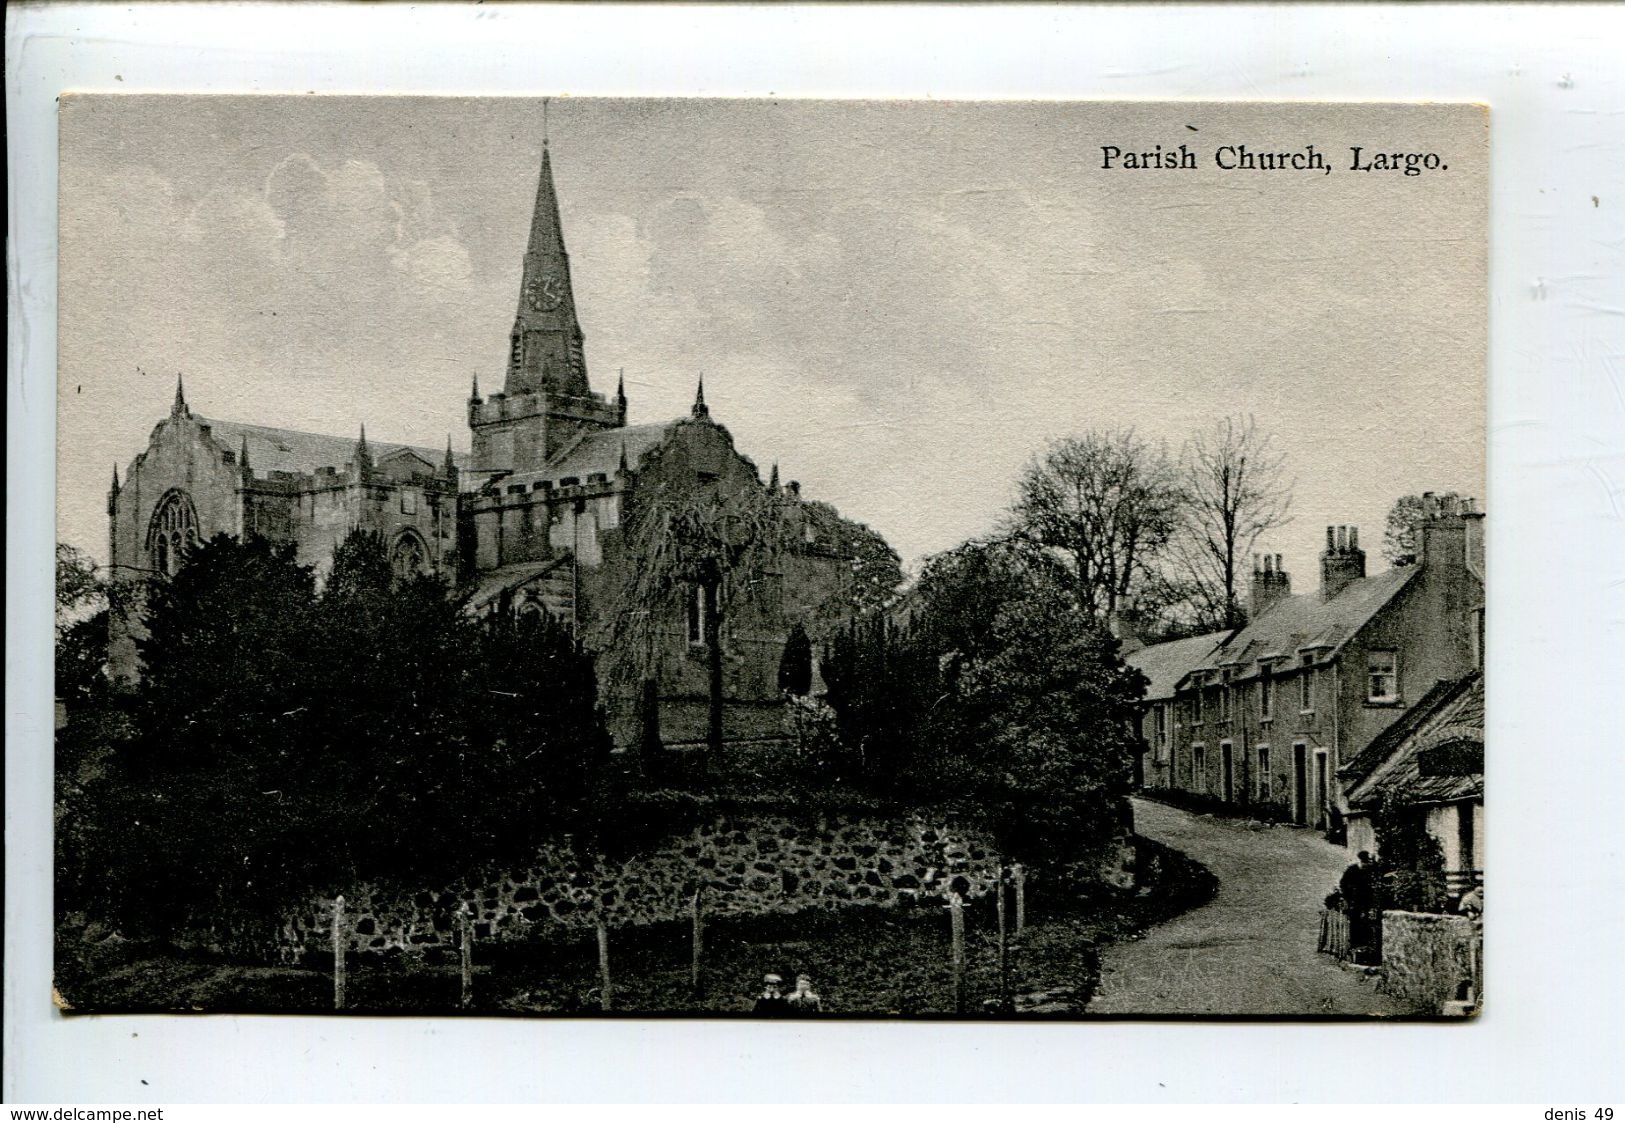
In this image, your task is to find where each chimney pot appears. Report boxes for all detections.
[1336,526,1347,551]
[1349,526,1359,551]
[1326,526,1336,551]
[1274,553,1283,572]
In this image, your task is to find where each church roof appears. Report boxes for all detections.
[541,421,677,482]
[197,418,462,478]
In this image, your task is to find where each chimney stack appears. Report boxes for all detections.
[1418,491,1479,570]
[1251,550,1292,619]
[1321,523,1367,599]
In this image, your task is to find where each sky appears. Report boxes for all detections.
[58,97,1486,583]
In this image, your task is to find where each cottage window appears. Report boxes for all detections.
[1260,669,1274,720]
[1154,704,1168,751]
[1368,650,1399,702]
[1193,684,1205,724]
[1218,684,1231,722]
[1257,746,1272,800]
[1193,745,1207,795]
[1299,666,1316,712]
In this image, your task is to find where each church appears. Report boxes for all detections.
[107,138,874,748]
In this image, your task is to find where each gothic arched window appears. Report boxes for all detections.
[390,529,430,581]
[145,489,199,577]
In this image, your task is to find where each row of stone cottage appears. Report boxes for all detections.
[1124,493,1485,903]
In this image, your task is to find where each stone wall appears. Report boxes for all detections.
[1379,909,1481,1015]
[276,813,1001,963]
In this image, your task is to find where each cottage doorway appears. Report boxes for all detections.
[1221,743,1234,804]
[1293,744,1308,825]
[1314,751,1329,828]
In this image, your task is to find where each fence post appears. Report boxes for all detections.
[459,902,474,1010]
[1013,863,1027,935]
[332,894,346,1011]
[690,886,705,996]
[948,890,966,1015]
[995,866,1009,1009]
[597,918,613,1012]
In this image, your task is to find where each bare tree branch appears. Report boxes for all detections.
[1007,429,1183,622]
[1169,415,1294,630]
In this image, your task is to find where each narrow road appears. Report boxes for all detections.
[1091,797,1401,1017]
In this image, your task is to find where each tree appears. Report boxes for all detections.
[1009,429,1183,622]
[1382,493,1455,567]
[86,529,612,942]
[802,502,904,618]
[957,584,1146,870]
[113,533,319,935]
[823,535,1148,876]
[56,543,109,703]
[1165,415,1293,630]
[602,465,796,763]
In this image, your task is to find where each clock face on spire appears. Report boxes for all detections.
[526,272,564,312]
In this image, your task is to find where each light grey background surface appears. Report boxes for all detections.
[8,2,1624,1104]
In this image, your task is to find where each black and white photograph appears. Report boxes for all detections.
[52,96,1487,1020]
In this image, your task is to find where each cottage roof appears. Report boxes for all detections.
[1128,630,1233,702]
[1340,672,1483,809]
[541,421,677,482]
[1185,565,1421,686]
[198,418,462,478]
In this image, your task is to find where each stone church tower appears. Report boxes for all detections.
[468,141,626,475]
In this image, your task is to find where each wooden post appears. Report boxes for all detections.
[332,895,346,1011]
[459,903,473,1010]
[597,918,613,1012]
[1013,863,1027,935]
[690,886,705,996]
[948,890,966,1015]
[995,867,1009,1009]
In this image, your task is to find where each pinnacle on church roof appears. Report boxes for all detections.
[355,424,373,479]
[238,435,252,474]
[444,436,458,481]
[616,369,626,401]
[768,461,779,490]
[618,440,629,475]
[471,373,481,401]
[111,464,121,492]
[692,375,709,420]
[171,374,189,418]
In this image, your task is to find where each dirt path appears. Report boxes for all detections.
[1090,797,1401,1017]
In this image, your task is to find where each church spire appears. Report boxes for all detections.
[691,375,709,419]
[108,464,121,517]
[238,436,252,481]
[508,132,587,397]
[171,373,189,418]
